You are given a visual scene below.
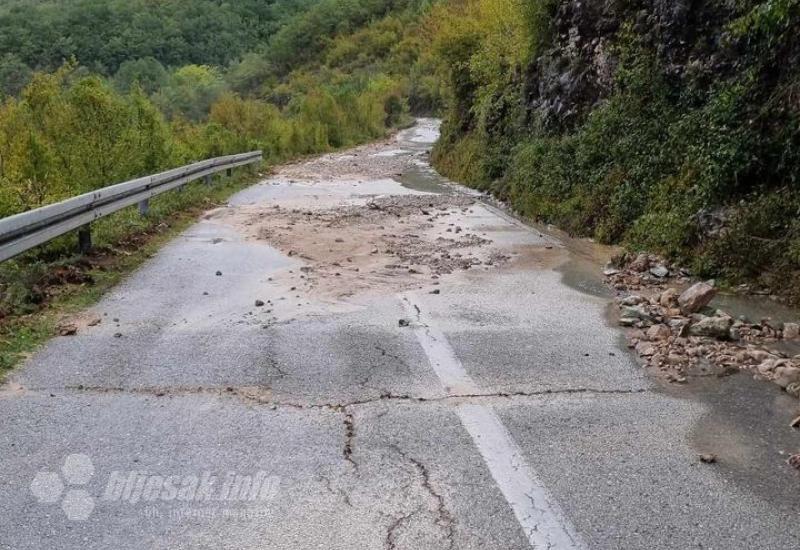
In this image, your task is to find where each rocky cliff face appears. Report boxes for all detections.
[524,0,791,129]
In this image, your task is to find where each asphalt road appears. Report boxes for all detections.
[1,120,798,549]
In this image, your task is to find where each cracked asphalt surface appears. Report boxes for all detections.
[1,120,799,549]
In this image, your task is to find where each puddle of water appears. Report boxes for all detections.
[397,118,440,148]
[558,256,612,299]
[542,225,618,300]
[395,166,457,195]
[407,125,439,144]
[371,149,408,158]
[668,374,800,508]
[712,292,800,324]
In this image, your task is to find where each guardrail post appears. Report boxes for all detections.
[138,199,149,217]
[77,225,92,254]
[204,175,212,186]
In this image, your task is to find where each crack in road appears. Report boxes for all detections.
[388,445,456,550]
[14,384,648,407]
[318,474,353,508]
[343,411,358,470]
[385,508,420,550]
[355,344,415,390]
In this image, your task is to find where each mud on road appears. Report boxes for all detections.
[208,125,527,301]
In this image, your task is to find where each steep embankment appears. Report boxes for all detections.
[429,0,800,304]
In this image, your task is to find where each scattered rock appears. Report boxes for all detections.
[58,323,78,336]
[659,288,679,308]
[398,319,410,327]
[649,265,669,278]
[635,342,657,356]
[629,253,650,272]
[790,415,800,428]
[607,251,800,400]
[678,282,717,314]
[689,315,733,339]
[788,454,800,471]
[646,324,671,341]
[255,300,265,307]
[620,305,653,322]
[699,454,717,464]
[620,295,646,306]
[774,366,800,389]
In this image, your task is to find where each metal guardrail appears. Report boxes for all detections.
[0,150,262,262]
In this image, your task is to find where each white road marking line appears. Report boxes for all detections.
[402,309,480,396]
[402,297,586,549]
[458,404,585,549]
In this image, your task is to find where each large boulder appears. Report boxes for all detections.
[688,315,732,339]
[620,305,654,322]
[678,282,716,314]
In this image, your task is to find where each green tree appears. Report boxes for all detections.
[0,53,32,98]
[154,65,227,121]
[113,57,168,95]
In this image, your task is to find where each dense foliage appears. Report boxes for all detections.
[0,0,314,76]
[427,0,800,302]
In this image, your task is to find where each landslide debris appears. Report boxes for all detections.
[222,195,509,299]
[606,252,800,396]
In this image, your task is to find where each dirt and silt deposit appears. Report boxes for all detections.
[208,122,549,302]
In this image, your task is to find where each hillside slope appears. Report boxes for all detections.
[428,0,800,303]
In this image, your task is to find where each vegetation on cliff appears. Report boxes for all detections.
[427,0,800,303]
